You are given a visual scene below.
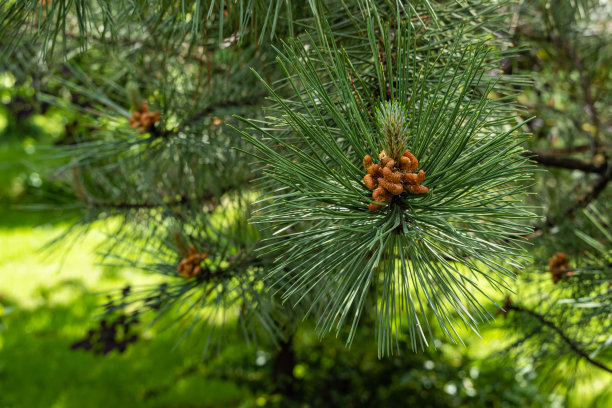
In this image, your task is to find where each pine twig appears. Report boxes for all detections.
[89,196,190,210]
[522,150,607,174]
[162,96,265,137]
[508,304,612,375]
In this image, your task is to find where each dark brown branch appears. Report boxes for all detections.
[508,304,612,375]
[523,150,607,174]
[86,185,240,212]
[83,188,233,212]
[529,145,612,156]
[530,162,612,235]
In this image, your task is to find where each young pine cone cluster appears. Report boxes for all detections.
[362,150,429,211]
[129,101,160,133]
[177,245,208,279]
[548,252,572,284]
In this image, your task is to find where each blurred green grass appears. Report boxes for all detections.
[0,216,254,408]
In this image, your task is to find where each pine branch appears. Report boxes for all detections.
[237,11,535,354]
[3,0,544,357]
[171,96,267,136]
[0,0,300,59]
[523,150,608,174]
[528,145,612,156]
[508,304,612,375]
[85,194,220,211]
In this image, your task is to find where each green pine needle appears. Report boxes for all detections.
[235,15,536,356]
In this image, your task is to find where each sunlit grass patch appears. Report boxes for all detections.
[0,219,157,308]
[0,218,253,407]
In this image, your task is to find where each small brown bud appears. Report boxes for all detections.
[417,170,425,184]
[549,252,570,284]
[383,167,402,183]
[403,173,419,185]
[369,203,383,211]
[129,100,161,133]
[399,156,411,171]
[407,185,428,194]
[403,151,418,171]
[363,174,378,190]
[178,246,207,279]
[183,264,193,275]
[192,265,202,277]
[378,177,403,195]
[367,163,380,176]
[372,186,392,202]
[362,150,427,209]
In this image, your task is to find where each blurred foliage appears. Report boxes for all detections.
[494,0,612,393]
[0,70,78,218]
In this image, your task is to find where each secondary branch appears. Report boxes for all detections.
[508,304,612,375]
[523,150,607,174]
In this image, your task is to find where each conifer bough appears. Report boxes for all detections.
[236,18,536,356]
[1,0,540,357]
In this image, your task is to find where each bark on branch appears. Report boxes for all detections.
[508,304,612,375]
[523,150,608,174]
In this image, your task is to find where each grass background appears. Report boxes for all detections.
[0,212,255,408]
